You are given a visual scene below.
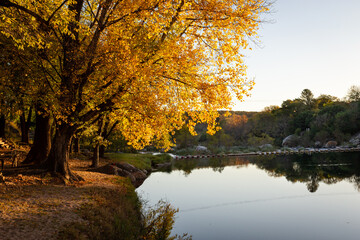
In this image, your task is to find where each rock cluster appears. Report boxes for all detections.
[282,133,360,148]
[324,141,337,148]
[282,135,300,147]
[94,162,148,187]
[195,145,210,153]
[349,133,360,146]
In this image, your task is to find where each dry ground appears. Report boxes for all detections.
[0,157,128,240]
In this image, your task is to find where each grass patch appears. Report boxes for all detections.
[58,178,143,240]
[58,177,188,240]
[106,153,172,171]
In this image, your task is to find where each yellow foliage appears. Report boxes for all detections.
[0,0,270,150]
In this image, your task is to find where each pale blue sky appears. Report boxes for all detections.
[233,0,360,111]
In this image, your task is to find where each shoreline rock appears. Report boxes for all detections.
[93,162,148,188]
[349,133,360,146]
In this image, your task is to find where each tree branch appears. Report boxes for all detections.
[46,0,69,23]
[0,0,48,27]
[159,74,195,88]
[79,84,126,123]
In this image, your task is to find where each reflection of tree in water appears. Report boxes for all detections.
[252,152,360,193]
[349,176,360,191]
[209,158,225,173]
[173,159,198,176]
[173,157,249,175]
[171,152,360,192]
[306,175,320,193]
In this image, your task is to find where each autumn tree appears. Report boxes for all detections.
[90,116,114,167]
[222,113,248,142]
[0,34,40,143]
[0,33,53,164]
[99,116,119,158]
[263,105,279,112]
[315,94,339,109]
[0,0,270,180]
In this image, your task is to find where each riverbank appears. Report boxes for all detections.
[0,158,143,240]
[173,146,360,159]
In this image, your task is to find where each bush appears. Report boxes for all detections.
[172,148,196,156]
[314,130,329,145]
[207,145,226,154]
[142,200,192,240]
[148,154,172,166]
[247,133,274,147]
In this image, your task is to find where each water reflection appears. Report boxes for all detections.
[169,152,360,192]
[139,152,360,240]
[180,192,359,213]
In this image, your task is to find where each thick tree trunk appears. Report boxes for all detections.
[92,144,100,168]
[44,124,82,182]
[22,110,51,165]
[69,139,73,153]
[0,114,5,138]
[20,107,32,144]
[20,113,28,143]
[73,137,80,153]
[99,145,105,158]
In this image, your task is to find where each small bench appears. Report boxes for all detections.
[0,149,23,171]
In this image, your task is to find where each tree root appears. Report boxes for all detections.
[52,171,85,184]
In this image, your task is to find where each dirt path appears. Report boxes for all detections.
[0,158,124,240]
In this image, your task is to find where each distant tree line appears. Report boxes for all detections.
[174,86,360,151]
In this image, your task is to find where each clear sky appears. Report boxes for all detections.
[233,0,360,112]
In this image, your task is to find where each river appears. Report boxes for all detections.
[137,152,360,240]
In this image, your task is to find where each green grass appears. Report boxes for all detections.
[106,153,172,171]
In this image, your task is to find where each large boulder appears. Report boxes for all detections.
[259,144,273,150]
[282,135,300,147]
[325,141,337,148]
[195,145,209,153]
[349,133,360,146]
[154,162,172,169]
[94,163,148,187]
[94,164,119,175]
[114,162,140,173]
[314,141,322,148]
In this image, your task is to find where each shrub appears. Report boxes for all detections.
[142,200,192,240]
[247,133,274,147]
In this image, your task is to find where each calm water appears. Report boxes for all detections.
[137,152,360,240]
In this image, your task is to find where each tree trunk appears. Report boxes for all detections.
[22,109,51,165]
[69,139,73,153]
[20,107,32,144]
[92,144,100,168]
[91,117,105,168]
[99,145,105,158]
[20,112,27,143]
[43,124,82,182]
[0,114,5,138]
[99,119,118,158]
[73,137,80,153]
